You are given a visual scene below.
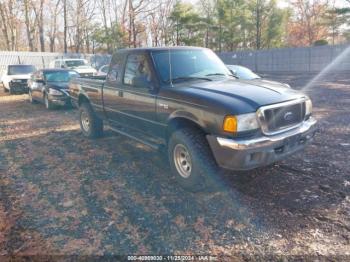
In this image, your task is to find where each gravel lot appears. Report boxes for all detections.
[0,73,349,260]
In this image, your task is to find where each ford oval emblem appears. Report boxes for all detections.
[284,111,294,121]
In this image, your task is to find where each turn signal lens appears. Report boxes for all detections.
[305,98,313,117]
[223,116,237,133]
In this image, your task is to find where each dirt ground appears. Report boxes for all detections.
[0,73,349,260]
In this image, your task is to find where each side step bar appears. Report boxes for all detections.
[109,126,163,150]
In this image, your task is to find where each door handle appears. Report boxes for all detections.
[118,90,123,97]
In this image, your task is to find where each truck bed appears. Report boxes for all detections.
[79,75,106,81]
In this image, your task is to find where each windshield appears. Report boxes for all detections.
[151,49,232,83]
[44,71,79,82]
[228,65,261,80]
[64,60,86,67]
[8,65,35,75]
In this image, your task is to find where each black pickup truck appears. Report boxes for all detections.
[69,47,317,191]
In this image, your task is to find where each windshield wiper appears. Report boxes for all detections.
[165,76,212,83]
[206,73,238,79]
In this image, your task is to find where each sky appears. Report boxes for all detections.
[183,0,350,9]
[276,0,349,8]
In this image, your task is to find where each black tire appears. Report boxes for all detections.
[168,127,221,192]
[9,86,14,95]
[44,93,54,110]
[79,102,103,138]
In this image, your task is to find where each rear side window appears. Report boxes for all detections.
[123,54,152,87]
[106,54,123,85]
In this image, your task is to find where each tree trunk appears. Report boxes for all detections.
[39,0,45,52]
[24,0,34,51]
[256,0,261,50]
[0,3,11,50]
[64,0,67,53]
[100,0,111,52]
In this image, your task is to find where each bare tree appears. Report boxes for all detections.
[0,2,11,50]
[288,0,330,46]
[63,0,67,52]
[47,0,61,52]
[23,0,35,51]
[31,0,45,51]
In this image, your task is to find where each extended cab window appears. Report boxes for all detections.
[123,54,152,88]
[106,55,122,84]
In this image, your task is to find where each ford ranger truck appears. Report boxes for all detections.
[69,47,317,191]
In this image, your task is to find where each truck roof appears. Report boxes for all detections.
[40,68,77,72]
[54,58,87,61]
[8,64,34,67]
[117,46,207,53]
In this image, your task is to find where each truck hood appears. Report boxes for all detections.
[7,74,31,80]
[46,81,69,90]
[175,79,305,114]
[70,67,96,74]
[241,78,291,89]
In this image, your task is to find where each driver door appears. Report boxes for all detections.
[105,52,159,137]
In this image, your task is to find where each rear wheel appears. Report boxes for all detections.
[168,128,221,192]
[79,102,103,138]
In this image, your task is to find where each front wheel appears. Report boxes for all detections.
[44,93,54,110]
[28,90,36,104]
[79,102,103,138]
[168,128,221,192]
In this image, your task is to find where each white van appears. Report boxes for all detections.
[49,58,96,77]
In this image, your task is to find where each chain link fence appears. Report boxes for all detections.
[0,51,111,79]
[218,44,350,73]
[1,45,350,78]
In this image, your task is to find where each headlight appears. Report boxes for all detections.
[223,113,259,133]
[48,88,62,95]
[305,98,313,117]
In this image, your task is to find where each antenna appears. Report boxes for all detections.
[168,48,173,87]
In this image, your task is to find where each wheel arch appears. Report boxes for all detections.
[78,94,90,107]
[166,116,207,143]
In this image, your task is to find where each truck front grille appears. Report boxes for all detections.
[258,100,306,135]
[10,79,28,88]
[80,73,93,77]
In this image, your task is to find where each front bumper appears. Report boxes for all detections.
[48,90,71,106]
[207,117,317,171]
[9,82,28,93]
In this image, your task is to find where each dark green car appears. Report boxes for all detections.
[28,69,79,109]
